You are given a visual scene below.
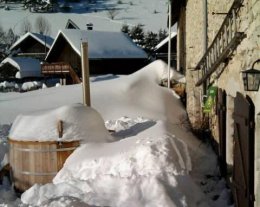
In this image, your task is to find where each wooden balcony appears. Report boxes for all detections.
[194,0,245,86]
[41,62,81,84]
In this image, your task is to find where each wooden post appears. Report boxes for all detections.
[57,120,63,138]
[81,42,91,106]
[167,0,172,88]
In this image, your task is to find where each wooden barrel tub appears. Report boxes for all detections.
[9,139,79,192]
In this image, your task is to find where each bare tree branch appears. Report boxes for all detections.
[20,18,32,35]
[34,16,51,35]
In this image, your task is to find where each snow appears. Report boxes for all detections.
[9,104,113,142]
[0,57,42,78]
[47,29,148,60]
[0,0,169,37]
[21,117,201,207]
[0,60,184,124]
[0,60,232,206]
[0,81,15,89]
[21,81,42,91]
[0,81,43,92]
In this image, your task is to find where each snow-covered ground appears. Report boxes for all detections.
[0,60,233,206]
[0,0,170,37]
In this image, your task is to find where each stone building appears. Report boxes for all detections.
[171,0,260,206]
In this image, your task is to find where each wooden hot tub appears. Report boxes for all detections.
[9,139,79,192]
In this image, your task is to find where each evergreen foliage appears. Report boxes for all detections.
[158,29,168,42]
[144,31,158,52]
[129,24,145,48]
[121,24,168,53]
[121,24,130,34]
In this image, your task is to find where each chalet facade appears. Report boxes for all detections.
[171,0,259,206]
[9,32,54,60]
[42,29,148,84]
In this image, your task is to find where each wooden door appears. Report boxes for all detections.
[217,88,227,176]
[233,92,255,207]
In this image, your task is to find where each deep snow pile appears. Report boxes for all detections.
[9,104,113,142]
[22,121,203,206]
[0,60,185,124]
[0,60,232,206]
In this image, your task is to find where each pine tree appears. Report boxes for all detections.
[144,31,158,52]
[158,29,168,42]
[130,24,145,47]
[121,24,130,35]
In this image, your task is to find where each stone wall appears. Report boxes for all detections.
[179,0,233,130]
[178,0,260,205]
[185,0,203,129]
[213,4,260,197]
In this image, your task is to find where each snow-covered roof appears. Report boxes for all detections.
[1,57,41,78]
[154,31,177,51]
[9,32,54,51]
[46,29,148,60]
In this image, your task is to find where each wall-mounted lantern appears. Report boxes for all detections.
[242,59,260,91]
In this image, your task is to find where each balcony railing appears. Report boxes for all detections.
[41,62,81,84]
[194,0,245,86]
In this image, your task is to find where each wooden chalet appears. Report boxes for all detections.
[10,32,54,60]
[0,57,41,79]
[42,29,148,85]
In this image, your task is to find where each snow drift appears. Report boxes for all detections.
[0,60,185,124]
[9,104,113,142]
[22,117,210,207]
[0,60,226,206]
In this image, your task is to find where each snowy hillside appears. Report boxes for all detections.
[0,0,170,37]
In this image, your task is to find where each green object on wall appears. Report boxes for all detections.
[203,86,217,113]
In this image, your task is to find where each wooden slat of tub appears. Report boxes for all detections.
[9,140,80,192]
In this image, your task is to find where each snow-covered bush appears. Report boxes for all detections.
[129,24,145,47]
[121,24,130,34]
[0,81,16,92]
[21,81,42,92]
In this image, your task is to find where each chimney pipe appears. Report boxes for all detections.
[86,23,93,30]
